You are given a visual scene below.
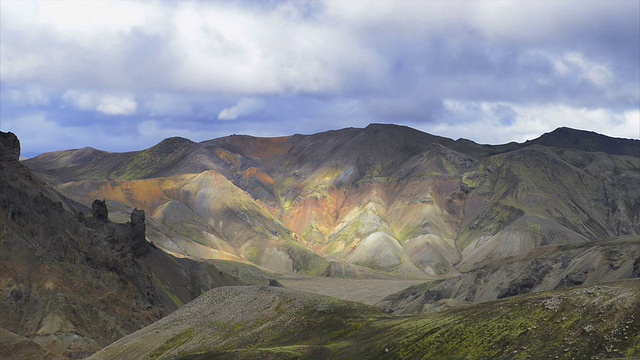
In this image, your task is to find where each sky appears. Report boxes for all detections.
[1,0,639,158]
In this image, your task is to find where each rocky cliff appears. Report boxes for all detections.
[0,131,276,358]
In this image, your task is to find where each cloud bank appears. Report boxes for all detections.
[0,0,638,156]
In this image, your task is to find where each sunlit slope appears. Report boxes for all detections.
[61,171,327,274]
[25,125,640,277]
[88,279,640,360]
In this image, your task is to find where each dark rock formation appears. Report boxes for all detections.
[0,140,269,358]
[131,208,145,225]
[92,199,108,222]
[0,131,20,162]
[557,269,590,288]
[633,256,640,278]
[130,208,149,258]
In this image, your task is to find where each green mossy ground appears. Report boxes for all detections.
[104,280,639,360]
[149,330,196,360]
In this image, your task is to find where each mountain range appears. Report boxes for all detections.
[2,124,639,358]
[24,125,639,279]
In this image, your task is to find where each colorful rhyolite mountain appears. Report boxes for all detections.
[25,125,639,281]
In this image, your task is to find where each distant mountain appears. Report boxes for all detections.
[0,132,276,358]
[24,125,639,284]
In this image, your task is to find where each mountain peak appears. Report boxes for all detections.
[151,136,195,151]
[528,127,639,156]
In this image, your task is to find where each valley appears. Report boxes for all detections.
[89,279,640,360]
[275,275,425,305]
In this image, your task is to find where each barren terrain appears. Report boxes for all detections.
[276,275,426,305]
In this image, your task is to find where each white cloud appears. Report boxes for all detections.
[552,52,613,87]
[62,90,137,115]
[218,98,265,121]
[0,0,386,94]
[323,0,635,44]
[433,100,639,144]
[0,0,637,153]
[95,95,137,115]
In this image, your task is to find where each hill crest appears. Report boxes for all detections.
[22,125,640,282]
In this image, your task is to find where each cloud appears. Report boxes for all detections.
[323,0,638,47]
[2,1,636,104]
[62,90,137,115]
[0,0,638,156]
[0,0,385,95]
[218,98,265,121]
[551,52,612,88]
[429,100,640,144]
[96,96,138,115]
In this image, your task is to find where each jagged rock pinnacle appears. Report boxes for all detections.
[130,208,149,258]
[92,199,109,222]
[0,131,21,162]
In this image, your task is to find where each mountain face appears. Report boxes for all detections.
[25,125,639,281]
[0,132,276,358]
[376,237,640,314]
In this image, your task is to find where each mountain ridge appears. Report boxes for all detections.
[23,125,640,283]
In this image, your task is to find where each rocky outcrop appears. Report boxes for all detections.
[0,140,276,358]
[91,199,108,222]
[130,208,148,258]
[376,237,640,314]
[0,131,20,162]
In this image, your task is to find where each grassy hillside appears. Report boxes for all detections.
[89,279,640,360]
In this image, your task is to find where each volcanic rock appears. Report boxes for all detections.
[0,131,20,162]
[91,199,108,222]
[130,208,148,258]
